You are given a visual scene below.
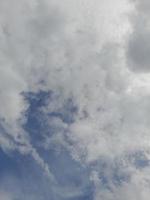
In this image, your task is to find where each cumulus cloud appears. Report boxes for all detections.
[1,0,150,199]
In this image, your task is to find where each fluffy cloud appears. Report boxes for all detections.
[0,0,150,199]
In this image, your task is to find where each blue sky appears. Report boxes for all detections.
[0,90,150,200]
[1,0,150,199]
[0,91,94,200]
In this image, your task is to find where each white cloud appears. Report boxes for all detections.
[1,0,150,199]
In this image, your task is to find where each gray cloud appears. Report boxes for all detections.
[2,0,150,199]
[127,0,150,72]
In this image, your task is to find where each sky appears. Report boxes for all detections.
[0,0,150,199]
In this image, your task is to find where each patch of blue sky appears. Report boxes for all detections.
[0,148,55,200]
[128,150,150,169]
[23,90,77,147]
[0,148,21,177]
[21,90,93,199]
[2,90,149,199]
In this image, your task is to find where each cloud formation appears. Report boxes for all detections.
[0,0,150,199]
[127,0,150,72]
